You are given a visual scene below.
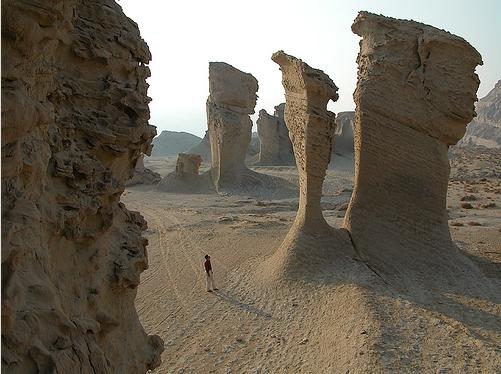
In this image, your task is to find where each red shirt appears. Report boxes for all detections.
[204,259,212,273]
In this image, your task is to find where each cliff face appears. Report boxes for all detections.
[459,79,501,148]
[1,1,163,372]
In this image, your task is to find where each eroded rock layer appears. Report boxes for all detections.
[206,62,258,191]
[272,51,338,233]
[274,104,296,164]
[344,12,483,280]
[256,105,295,165]
[256,109,280,164]
[1,1,163,372]
[176,153,203,176]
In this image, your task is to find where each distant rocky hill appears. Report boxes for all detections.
[151,130,202,156]
[187,131,260,163]
[459,79,501,148]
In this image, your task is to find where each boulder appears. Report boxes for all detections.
[175,153,203,176]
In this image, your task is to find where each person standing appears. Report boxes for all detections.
[204,254,218,292]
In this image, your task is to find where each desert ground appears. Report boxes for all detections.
[121,150,500,373]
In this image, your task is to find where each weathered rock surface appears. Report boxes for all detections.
[272,51,338,233]
[459,79,501,148]
[344,11,484,282]
[333,111,355,155]
[274,104,296,164]
[151,130,202,156]
[256,109,280,164]
[206,62,258,191]
[176,153,203,176]
[126,154,161,186]
[256,104,295,165]
[1,1,163,372]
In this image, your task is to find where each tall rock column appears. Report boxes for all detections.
[272,51,338,234]
[274,103,296,165]
[206,62,258,191]
[256,109,280,165]
[2,1,163,372]
[344,12,483,273]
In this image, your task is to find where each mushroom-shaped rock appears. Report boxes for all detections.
[272,50,339,233]
[206,62,258,191]
[344,12,483,278]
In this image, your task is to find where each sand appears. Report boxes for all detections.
[123,151,500,373]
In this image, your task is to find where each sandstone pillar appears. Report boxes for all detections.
[256,109,280,165]
[344,12,483,269]
[206,62,258,191]
[272,51,339,233]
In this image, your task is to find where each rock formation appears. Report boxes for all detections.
[256,104,295,165]
[333,111,355,155]
[1,1,163,372]
[206,62,258,191]
[126,154,161,186]
[459,79,501,148]
[176,153,203,176]
[274,104,296,164]
[344,12,484,279]
[256,109,280,164]
[156,152,211,194]
[272,51,339,234]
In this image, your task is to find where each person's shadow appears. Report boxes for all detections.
[214,290,272,319]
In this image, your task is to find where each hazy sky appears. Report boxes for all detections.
[119,0,500,138]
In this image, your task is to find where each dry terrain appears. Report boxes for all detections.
[123,150,500,373]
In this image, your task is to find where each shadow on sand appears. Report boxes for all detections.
[214,290,272,319]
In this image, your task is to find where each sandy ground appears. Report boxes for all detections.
[123,150,500,373]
